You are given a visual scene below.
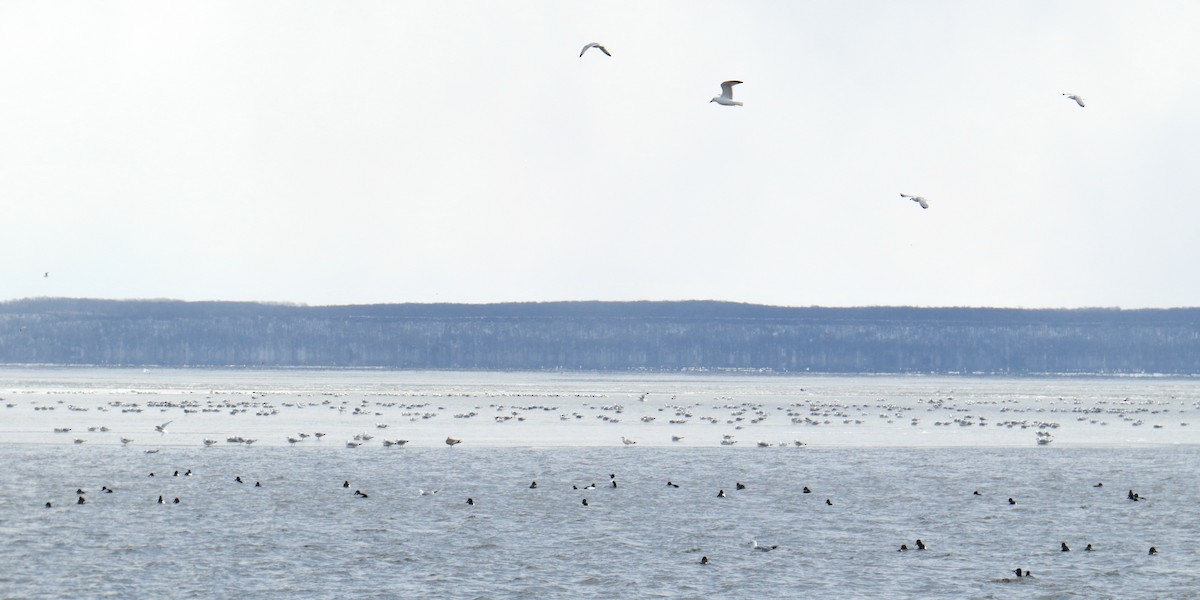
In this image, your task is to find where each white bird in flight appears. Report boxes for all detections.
[1063,93,1085,107]
[579,42,610,57]
[154,420,173,435]
[710,80,743,106]
[900,193,929,209]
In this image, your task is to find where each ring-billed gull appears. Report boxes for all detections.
[900,193,929,209]
[710,81,743,106]
[580,42,610,57]
[1063,93,1085,107]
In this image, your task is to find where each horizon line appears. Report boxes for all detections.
[4,296,1199,312]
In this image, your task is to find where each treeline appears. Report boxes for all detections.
[2,298,1200,374]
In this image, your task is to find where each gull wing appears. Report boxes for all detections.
[580,42,610,57]
[719,80,742,100]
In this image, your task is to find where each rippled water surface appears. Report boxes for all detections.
[1,368,1197,598]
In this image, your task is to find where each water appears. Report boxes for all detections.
[1,368,1197,598]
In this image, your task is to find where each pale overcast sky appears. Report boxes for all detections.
[3,1,1198,308]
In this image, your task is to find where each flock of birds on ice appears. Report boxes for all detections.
[580,41,1088,213]
[10,384,1193,451]
[10,375,1186,582]
[35,393,1161,580]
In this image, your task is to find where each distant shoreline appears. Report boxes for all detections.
[2,364,1198,381]
[4,298,1200,375]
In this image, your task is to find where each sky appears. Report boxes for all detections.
[2,1,1199,308]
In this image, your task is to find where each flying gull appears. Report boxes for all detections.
[900,193,929,209]
[710,81,743,106]
[1062,93,1085,107]
[580,42,610,57]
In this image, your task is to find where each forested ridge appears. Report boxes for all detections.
[2,298,1199,374]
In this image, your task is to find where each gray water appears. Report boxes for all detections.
[1,369,1198,598]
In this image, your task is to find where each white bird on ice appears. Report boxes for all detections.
[579,42,610,57]
[900,193,929,209]
[710,81,743,106]
[154,420,173,435]
[621,436,637,445]
[1063,93,1085,107]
